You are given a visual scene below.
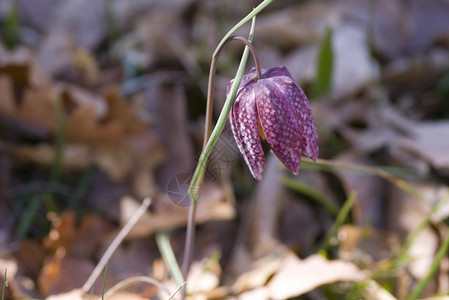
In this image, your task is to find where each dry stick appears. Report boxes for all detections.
[167,282,187,300]
[81,197,152,294]
[100,276,172,300]
[181,35,261,281]
[181,200,197,280]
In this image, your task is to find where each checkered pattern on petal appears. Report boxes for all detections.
[229,85,265,180]
[256,80,303,174]
[227,65,318,180]
[264,66,293,79]
[281,79,319,160]
[226,68,265,97]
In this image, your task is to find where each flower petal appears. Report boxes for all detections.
[280,79,319,160]
[229,86,265,180]
[263,66,293,80]
[256,81,303,174]
[226,68,266,97]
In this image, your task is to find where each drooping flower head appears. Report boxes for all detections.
[228,66,318,180]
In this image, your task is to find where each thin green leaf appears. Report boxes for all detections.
[155,232,184,287]
[302,158,428,204]
[188,14,260,203]
[280,176,339,216]
[17,195,43,238]
[407,229,449,300]
[2,268,7,300]
[68,167,95,209]
[319,191,357,252]
[2,3,19,49]
[313,27,334,98]
[101,263,108,300]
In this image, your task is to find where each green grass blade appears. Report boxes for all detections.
[2,3,19,49]
[188,15,258,203]
[280,176,339,216]
[101,263,108,300]
[17,195,43,238]
[68,167,95,209]
[407,230,449,300]
[319,191,357,252]
[303,158,428,204]
[313,27,334,98]
[155,232,184,287]
[2,268,7,300]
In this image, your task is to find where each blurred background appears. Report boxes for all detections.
[0,0,449,299]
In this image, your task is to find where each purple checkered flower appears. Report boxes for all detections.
[228,66,318,180]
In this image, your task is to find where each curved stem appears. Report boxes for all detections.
[203,35,262,147]
[101,276,172,300]
[230,36,262,79]
[181,14,260,293]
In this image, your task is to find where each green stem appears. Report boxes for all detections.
[188,22,258,203]
[181,4,269,287]
[213,0,273,61]
[203,35,262,147]
[312,158,428,204]
[101,263,108,300]
[180,0,273,290]
[396,195,448,267]
[156,232,184,288]
[182,16,258,281]
[44,98,67,213]
[181,200,197,280]
[319,191,357,252]
[280,176,339,217]
[3,2,19,49]
[2,268,6,300]
[50,98,66,183]
[189,0,272,203]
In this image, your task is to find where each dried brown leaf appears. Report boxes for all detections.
[67,106,124,145]
[17,87,58,131]
[56,82,106,118]
[120,182,235,239]
[337,225,400,266]
[43,210,113,259]
[38,248,95,296]
[0,46,52,87]
[0,75,15,114]
[231,249,285,295]
[45,289,147,300]
[72,47,100,86]
[187,258,221,296]
[44,211,77,254]
[13,144,92,170]
[266,252,366,299]
[45,289,84,300]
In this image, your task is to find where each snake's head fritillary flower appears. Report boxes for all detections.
[227,66,318,180]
